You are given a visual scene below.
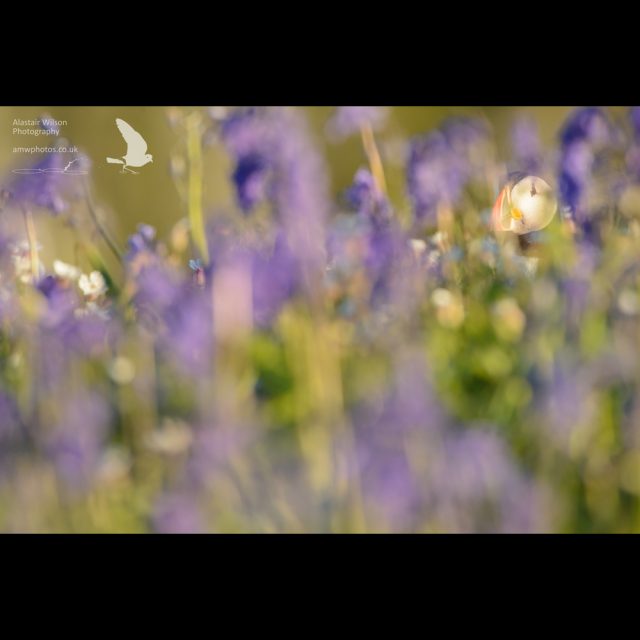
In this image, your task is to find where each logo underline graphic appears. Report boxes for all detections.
[11,168,89,176]
[12,159,88,176]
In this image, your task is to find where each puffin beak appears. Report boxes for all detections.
[491,185,510,232]
[511,207,523,220]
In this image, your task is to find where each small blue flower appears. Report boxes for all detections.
[127,223,157,259]
[345,168,389,219]
[232,153,270,213]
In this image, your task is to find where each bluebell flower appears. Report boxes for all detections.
[626,107,640,181]
[425,427,548,532]
[232,153,270,213]
[345,168,389,219]
[630,107,640,140]
[221,108,273,214]
[221,108,329,294]
[8,153,69,215]
[132,262,182,329]
[251,233,299,326]
[353,351,445,529]
[152,493,204,533]
[127,223,157,259]
[441,116,490,150]
[47,391,111,489]
[0,390,21,444]
[510,116,543,174]
[164,284,213,375]
[558,107,612,226]
[221,109,329,281]
[540,363,596,451]
[560,107,609,146]
[407,117,490,225]
[408,132,457,223]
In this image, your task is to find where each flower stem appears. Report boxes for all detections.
[360,122,387,196]
[186,111,209,264]
[82,177,123,262]
[22,206,39,281]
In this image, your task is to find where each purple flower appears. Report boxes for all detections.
[251,233,299,326]
[425,427,548,532]
[0,390,22,480]
[626,108,640,181]
[441,117,490,150]
[47,391,111,489]
[359,444,422,528]
[0,391,21,442]
[221,107,270,157]
[130,253,214,375]
[222,108,329,291]
[152,493,204,533]
[36,273,116,359]
[221,108,273,214]
[219,110,273,213]
[0,232,13,265]
[353,351,446,529]
[221,109,329,278]
[186,424,255,488]
[132,262,182,330]
[631,107,640,140]
[345,168,389,219]
[625,146,640,181]
[7,153,69,214]
[271,110,329,280]
[232,153,270,213]
[560,107,609,147]
[408,132,461,221]
[338,168,411,307]
[329,171,417,314]
[164,284,213,375]
[558,107,612,224]
[67,313,116,356]
[352,348,548,532]
[366,218,408,306]
[327,106,389,139]
[38,275,78,325]
[559,140,593,215]
[407,117,490,225]
[127,223,156,259]
[540,364,595,450]
[325,214,371,315]
[510,116,542,174]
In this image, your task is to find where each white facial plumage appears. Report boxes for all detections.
[494,175,558,235]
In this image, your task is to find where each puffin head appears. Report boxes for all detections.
[492,175,557,236]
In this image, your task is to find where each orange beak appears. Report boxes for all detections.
[492,185,508,232]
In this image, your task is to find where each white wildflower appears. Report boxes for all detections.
[78,271,107,298]
[409,238,427,258]
[53,260,81,281]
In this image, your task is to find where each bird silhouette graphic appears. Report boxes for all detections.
[106,118,153,174]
